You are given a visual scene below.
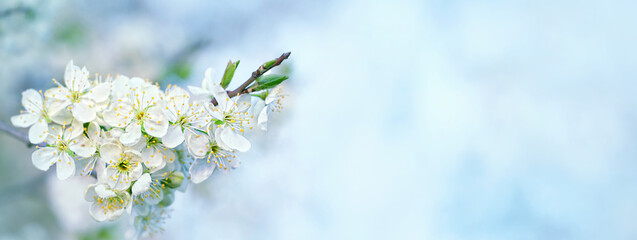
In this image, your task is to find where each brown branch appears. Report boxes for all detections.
[212,52,291,105]
[0,121,44,148]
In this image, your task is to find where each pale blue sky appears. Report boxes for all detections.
[1,0,637,239]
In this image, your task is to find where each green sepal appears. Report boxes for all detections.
[251,91,269,101]
[65,149,76,157]
[82,122,90,137]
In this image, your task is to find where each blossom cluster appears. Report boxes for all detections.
[11,60,285,236]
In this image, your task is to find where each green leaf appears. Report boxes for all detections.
[54,22,85,45]
[170,62,192,79]
[250,74,288,91]
[78,225,119,240]
[221,60,239,88]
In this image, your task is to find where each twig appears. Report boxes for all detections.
[0,121,44,147]
[212,52,291,105]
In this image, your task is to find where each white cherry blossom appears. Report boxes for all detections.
[11,89,72,144]
[207,82,252,152]
[45,60,110,122]
[77,122,115,176]
[85,183,130,222]
[254,84,285,131]
[161,85,211,148]
[31,121,95,180]
[187,67,217,100]
[187,128,239,183]
[99,142,144,190]
[135,132,176,169]
[103,76,168,145]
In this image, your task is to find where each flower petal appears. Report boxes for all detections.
[258,105,269,131]
[111,75,131,99]
[47,99,72,115]
[104,167,131,190]
[11,113,39,128]
[103,103,133,128]
[220,127,251,152]
[31,147,58,171]
[84,82,111,102]
[120,123,142,146]
[144,107,168,138]
[89,202,108,222]
[84,184,98,201]
[208,105,225,120]
[164,149,176,163]
[133,202,151,216]
[132,173,151,196]
[186,132,209,159]
[69,135,96,158]
[88,122,100,140]
[95,183,116,198]
[187,86,212,101]
[146,158,167,173]
[129,157,144,180]
[44,86,71,101]
[100,143,122,165]
[21,89,43,113]
[65,61,90,92]
[71,101,96,123]
[162,124,184,148]
[65,120,84,140]
[141,147,163,168]
[234,94,252,112]
[166,86,191,116]
[49,108,73,125]
[46,124,63,144]
[106,204,127,221]
[77,157,98,176]
[230,155,241,168]
[189,158,215,184]
[265,85,283,104]
[214,127,232,151]
[56,153,75,180]
[211,83,230,111]
[28,120,48,144]
[202,67,215,91]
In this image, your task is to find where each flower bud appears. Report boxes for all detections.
[165,171,184,189]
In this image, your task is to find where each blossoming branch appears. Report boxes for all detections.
[6,52,290,237]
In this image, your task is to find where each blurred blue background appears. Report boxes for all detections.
[1,0,637,239]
